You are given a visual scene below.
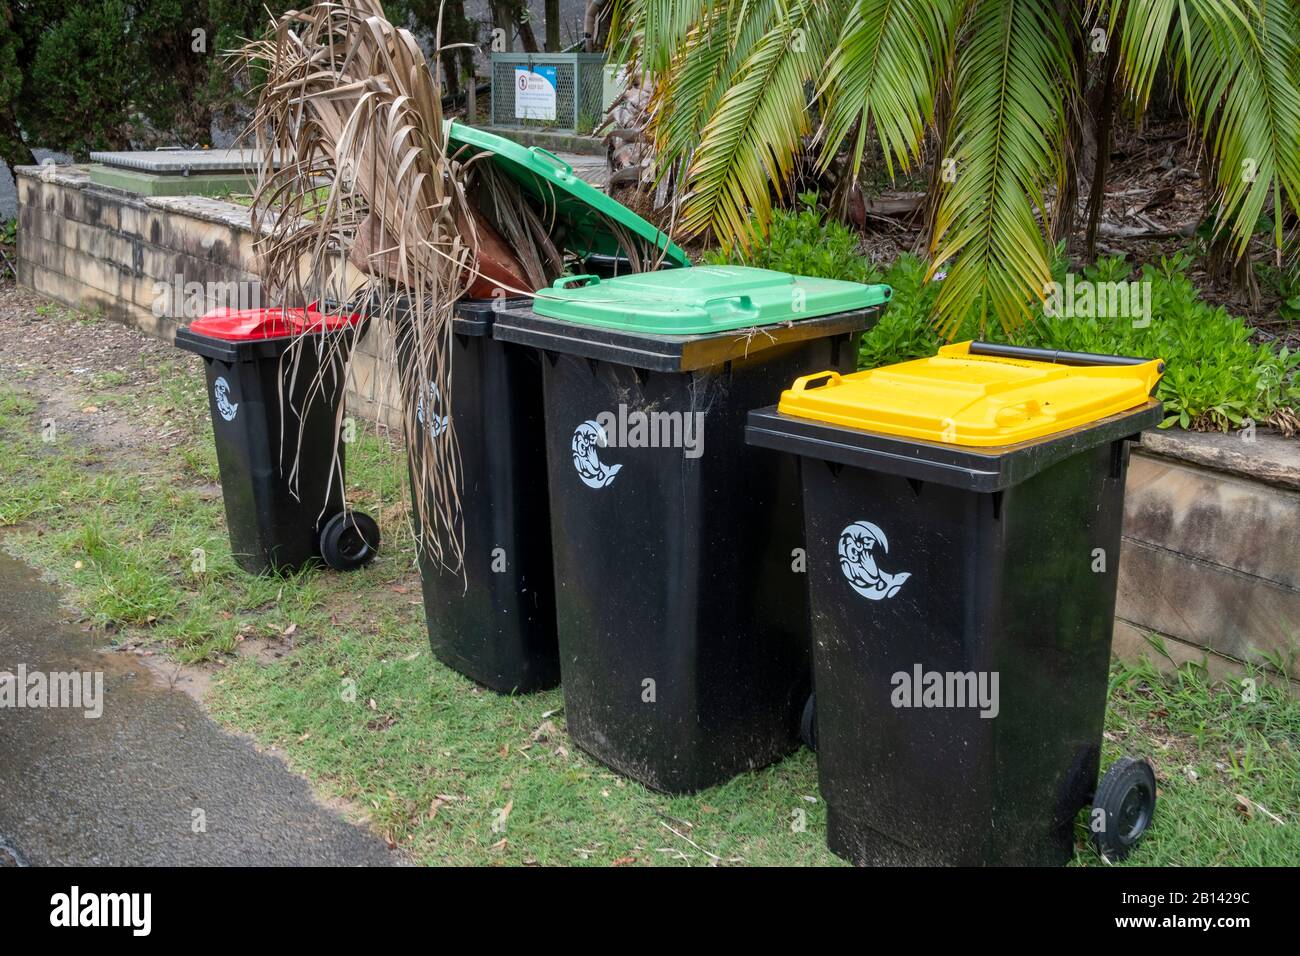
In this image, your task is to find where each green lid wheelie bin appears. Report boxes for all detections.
[175,306,380,575]
[746,341,1165,865]
[492,266,891,793]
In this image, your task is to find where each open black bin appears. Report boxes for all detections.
[746,341,1166,865]
[394,298,560,693]
[493,266,890,792]
[175,306,379,575]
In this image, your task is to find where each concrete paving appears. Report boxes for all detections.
[0,550,396,866]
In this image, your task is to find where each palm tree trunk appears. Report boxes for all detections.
[1052,5,1087,244]
[1085,9,1122,261]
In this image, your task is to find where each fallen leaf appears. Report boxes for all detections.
[1233,793,1254,820]
[490,838,508,851]
[612,856,637,866]
[283,622,297,637]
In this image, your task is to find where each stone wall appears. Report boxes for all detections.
[15,163,1298,691]
[14,165,399,425]
[1118,430,1300,689]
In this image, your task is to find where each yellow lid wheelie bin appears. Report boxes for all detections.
[746,341,1165,865]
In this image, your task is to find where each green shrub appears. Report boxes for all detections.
[703,193,881,284]
[856,254,943,369]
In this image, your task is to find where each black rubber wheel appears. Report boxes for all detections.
[319,510,380,571]
[1092,757,1156,861]
[800,691,817,752]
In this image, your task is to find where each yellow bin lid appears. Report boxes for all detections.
[778,341,1164,447]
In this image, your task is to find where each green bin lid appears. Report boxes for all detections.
[531,265,892,334]
[447,122,690,268]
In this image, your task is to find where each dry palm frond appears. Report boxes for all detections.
[235,0,674,572]
[239,0,475,572]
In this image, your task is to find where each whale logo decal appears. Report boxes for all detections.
[213,376,238,422]
[416,381,449,438]
[572,420,622,489]
[838,520,911,600]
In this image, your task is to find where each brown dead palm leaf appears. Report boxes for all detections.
[237,0,479,572]
[234,0,672,573]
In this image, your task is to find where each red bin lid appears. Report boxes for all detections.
[188,304,364,341]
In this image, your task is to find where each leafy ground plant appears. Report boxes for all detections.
[703,193,880,284]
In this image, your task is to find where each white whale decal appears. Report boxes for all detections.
[572,420,622,489]
[214,376,238,422]
[416,381,449,438]
[838,520,911,600]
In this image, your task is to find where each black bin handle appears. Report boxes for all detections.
[968,341,1165,374]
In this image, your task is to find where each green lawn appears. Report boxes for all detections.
[1,309,1296,866]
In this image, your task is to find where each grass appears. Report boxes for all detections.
[0,306,1297,865]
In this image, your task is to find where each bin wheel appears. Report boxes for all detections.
[319,511,380,571]
[800,692,817,752]
[1092,757,1156,861]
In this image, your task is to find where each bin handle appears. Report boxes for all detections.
[967,341,1163,371]
[704,294,759,321]
[530,146,574,175]
[553,274,601,290]
[788,371,843,393]
[994,399,1049,426]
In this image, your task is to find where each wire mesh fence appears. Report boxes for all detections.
[490,53,606,133]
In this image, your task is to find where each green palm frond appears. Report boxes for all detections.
[1175,0,1300,256]
[651,0,766,173]
[818,0,956,178]
[1112,0,1182,108]
[677,0,836,245]
[609,0,718,70]
[930,0,1075,335]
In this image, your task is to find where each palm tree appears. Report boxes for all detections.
[609,0,1300,334]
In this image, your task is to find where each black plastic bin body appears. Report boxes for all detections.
[492,307,880,793]
[175,324,354,575]
[395,299,560,693]
[746,399,1163,864]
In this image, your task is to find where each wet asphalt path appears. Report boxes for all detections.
[0,550,395,866]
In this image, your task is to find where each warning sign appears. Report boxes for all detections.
[514,65,558,121]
